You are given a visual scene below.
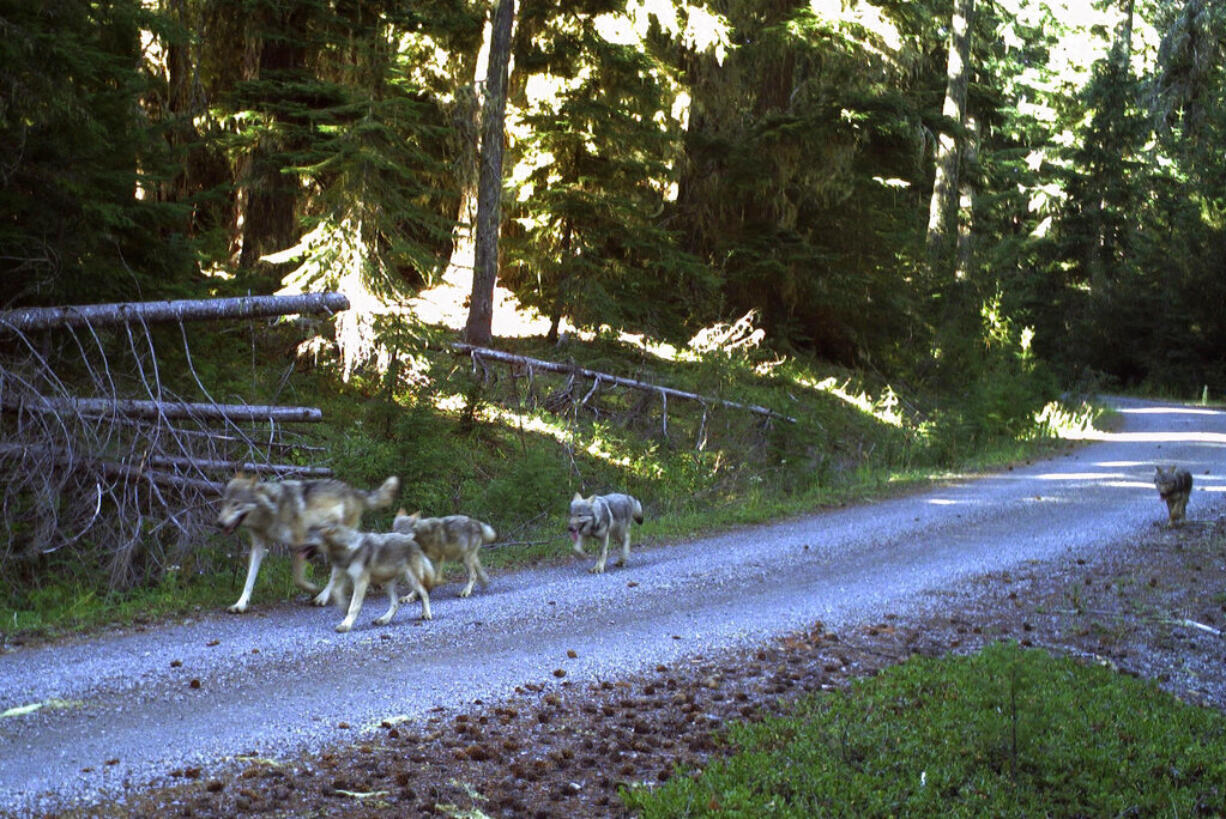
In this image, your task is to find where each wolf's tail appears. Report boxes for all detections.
[479,521,497,544]
[418,553,438,590]
[365,476,400,509]
[632,497,644,525]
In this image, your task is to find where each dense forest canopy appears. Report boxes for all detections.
[2,0,1224,392]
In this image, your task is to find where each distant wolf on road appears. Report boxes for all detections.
[1153,465,1193,526]
[567,492,643,574]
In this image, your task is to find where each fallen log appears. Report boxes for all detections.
[0,292,350,332]
[144,455,333,478]
[2,395,323,423]
[452,343,796,423]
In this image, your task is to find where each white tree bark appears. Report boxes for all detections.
[0,292,349,331]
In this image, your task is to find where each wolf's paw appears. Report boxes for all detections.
[589,565,605,574]
[398,592,419,604]
[311,591,331,607]
[227,603,248,614]
[335,622,353,633]
[373,615,393,626]
[458,588,473,598]
[420,612,433,621]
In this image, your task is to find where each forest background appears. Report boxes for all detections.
[1,0,1224,627]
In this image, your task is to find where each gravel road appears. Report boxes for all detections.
[2,396,1223,815]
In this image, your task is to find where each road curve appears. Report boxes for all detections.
[2,396,1224,814]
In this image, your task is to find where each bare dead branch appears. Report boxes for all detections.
[452,343,796,423]
[143,455,333,477]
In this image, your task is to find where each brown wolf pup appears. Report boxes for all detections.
[567,492,643,573]
[1153,465,1193,526]
[308,522,436,632]
[392,509,497,598]
[215,474,399,613]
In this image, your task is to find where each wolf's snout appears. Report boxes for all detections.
[218,510,246,534]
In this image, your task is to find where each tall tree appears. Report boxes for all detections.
[926,0,974,277]
[463,0,515,347]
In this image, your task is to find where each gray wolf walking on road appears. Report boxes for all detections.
[308,522,436,632]
[1153,465,1193,526]
[215,474,399,613]
[567,492,643,573]
[393,510,497,598]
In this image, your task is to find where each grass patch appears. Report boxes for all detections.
[622,641,1226,817]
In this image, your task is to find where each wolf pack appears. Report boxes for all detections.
[216,472,642,632]
[215,463,1194,632]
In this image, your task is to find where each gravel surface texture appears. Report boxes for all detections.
[2,396,1225,817]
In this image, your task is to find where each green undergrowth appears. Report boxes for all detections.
[622,641,1226,817]
[1,327,1099,644]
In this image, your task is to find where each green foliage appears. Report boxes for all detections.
[502,11,713,341]
[0,0,193,304]
[623,641,1226,817]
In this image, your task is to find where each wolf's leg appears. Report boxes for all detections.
[228,536,267,613]
[336,574,369,633]
[291,548,321,595]
[474,554,490,588]
[373,580,399,626]
[314,565,341,606]
[400,559,440,603]
[1174,495,1189,525]
[403,568,432,620]
[616,528,631,567]
[591,534,610,573]
[460,552,481,597]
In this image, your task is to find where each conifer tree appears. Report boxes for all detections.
[0,0,190,305]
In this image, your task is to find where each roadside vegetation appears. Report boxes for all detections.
[0,312,1097,643]
[622,640,1226,817]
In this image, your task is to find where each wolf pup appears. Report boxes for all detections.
[567,492,643,574]
[1154,465,1193,526]
[393,509,497,598]
[216,473,399,613]
[309,522,436,632]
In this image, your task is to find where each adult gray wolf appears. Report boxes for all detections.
[215,473,399,613]
[567,492,643,574]
[309,522,435,632]
[1154,465,1193,526]
[392,509,497,598]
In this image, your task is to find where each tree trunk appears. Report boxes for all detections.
[441,21,490,289]
[954,116,980,282]
[462,0,515,347]
[926,0,974,276]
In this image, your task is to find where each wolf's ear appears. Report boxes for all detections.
[410,511,421,522]
[572,492,583,502]
[396,507,408,516]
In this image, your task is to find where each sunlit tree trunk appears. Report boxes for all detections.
[926,0,973,277]
[442,14,491,290]
[463,0,515,347]
[955,116,979,282]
